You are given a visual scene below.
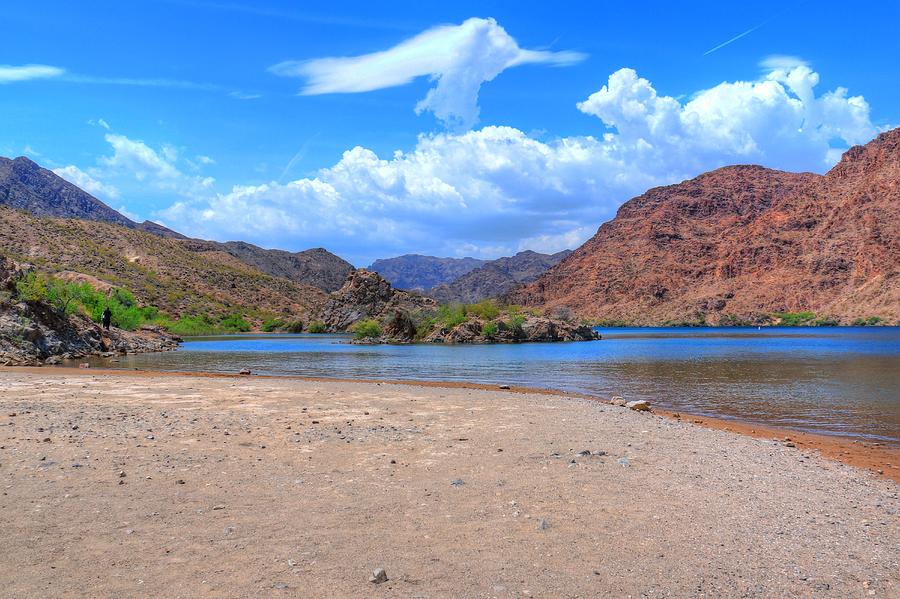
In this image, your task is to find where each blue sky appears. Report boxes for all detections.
[1,1,897,265]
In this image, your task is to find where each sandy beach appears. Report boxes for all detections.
[1,368,897,598]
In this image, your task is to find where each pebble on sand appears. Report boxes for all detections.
[625,400,651,412]
[370,568,388,584]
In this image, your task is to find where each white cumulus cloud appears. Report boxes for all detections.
[270,17,585,129]
[154,64,883,264]
[0,64,64,84]
[52,165,121,201]
[97,133,214,195]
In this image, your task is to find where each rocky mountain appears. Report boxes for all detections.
[429,250,571,303]
[0,206,328,320]
[319,269,436,331]
[218,242,353,293]
[369,254,485,290]
[0,156,184,238]
[0,155,354,292]
[507,129,900,325]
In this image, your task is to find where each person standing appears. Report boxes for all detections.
[102,306,112,331]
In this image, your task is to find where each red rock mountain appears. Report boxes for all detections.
[507,129,900,325]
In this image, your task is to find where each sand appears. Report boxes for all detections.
[0,368,897,598]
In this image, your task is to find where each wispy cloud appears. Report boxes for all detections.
[0,64,64,84]
[62,74,223,91]
[271,17,585,129]
[228,91,262,100]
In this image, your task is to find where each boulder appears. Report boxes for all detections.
[626,400,651,412]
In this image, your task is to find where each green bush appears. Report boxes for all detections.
[852,316,883,326]
[351,318,382,340]
[468,300,500,320]
[481,322,498,337]
[438,303,468,328]
[220,314,251,332]
[306,320,327,334]
[167,315,219,336]
[772,311,816,326]
[507,313,526,337]
[15,272,50,303]
[261,318,286,332]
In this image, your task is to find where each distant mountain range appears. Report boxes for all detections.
[429,250,571,304]
[369,250,572,303]
[368,255,486,290]
[507,128,900,325]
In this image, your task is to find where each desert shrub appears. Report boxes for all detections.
[467,300,500,320]
[852,316,883,326]
[220,314,251,332]
[14,272,50,303]
[438,303,468,328]
[351,318,382,340]
[773,311,816,326]
[811,316,839,327]
[507,313,526,337]
[261,318,286,332]
[168,315,219,336]
[306,320,327,334]
[481,322,498,337]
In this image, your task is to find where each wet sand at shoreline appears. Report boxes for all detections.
[0,368,897,597]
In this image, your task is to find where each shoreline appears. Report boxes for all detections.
[2,364,897,483]
[1,367,897,596]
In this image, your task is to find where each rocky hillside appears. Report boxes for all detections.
[218,242,353,293]
[369,255,485,290]
[0,256,179,365]
[0,156,354,292]
[318,269,436,331]
[0,156,184,237]
[507,129,900,325]
[0,207,328,321]
[429,250,571,303]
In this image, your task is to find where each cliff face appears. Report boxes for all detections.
[507,129,900,324]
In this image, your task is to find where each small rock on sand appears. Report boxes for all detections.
[626,400,651,411]
[369,568,388,584]
[498,385,511,390]
[238,369,251,376]
[450,478,465,487]
[610,396,626,406]
[537,519,550,530]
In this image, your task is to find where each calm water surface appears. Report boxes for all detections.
[96,328,900,444]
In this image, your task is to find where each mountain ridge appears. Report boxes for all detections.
[0,155,352,292]
[506,128,900,324]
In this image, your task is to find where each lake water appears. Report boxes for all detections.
[93,327,900,444]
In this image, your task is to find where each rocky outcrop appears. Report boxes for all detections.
[369,255,485,291]
[0,256,180,365]
[429,250,572,303]
[507,129,900,325]
[422,315,599,344]
[319,269,437,331]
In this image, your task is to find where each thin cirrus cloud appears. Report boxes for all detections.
[269,17,586,129]
[0,64,65,83]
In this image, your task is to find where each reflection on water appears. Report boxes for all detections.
[89,327,900,444]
